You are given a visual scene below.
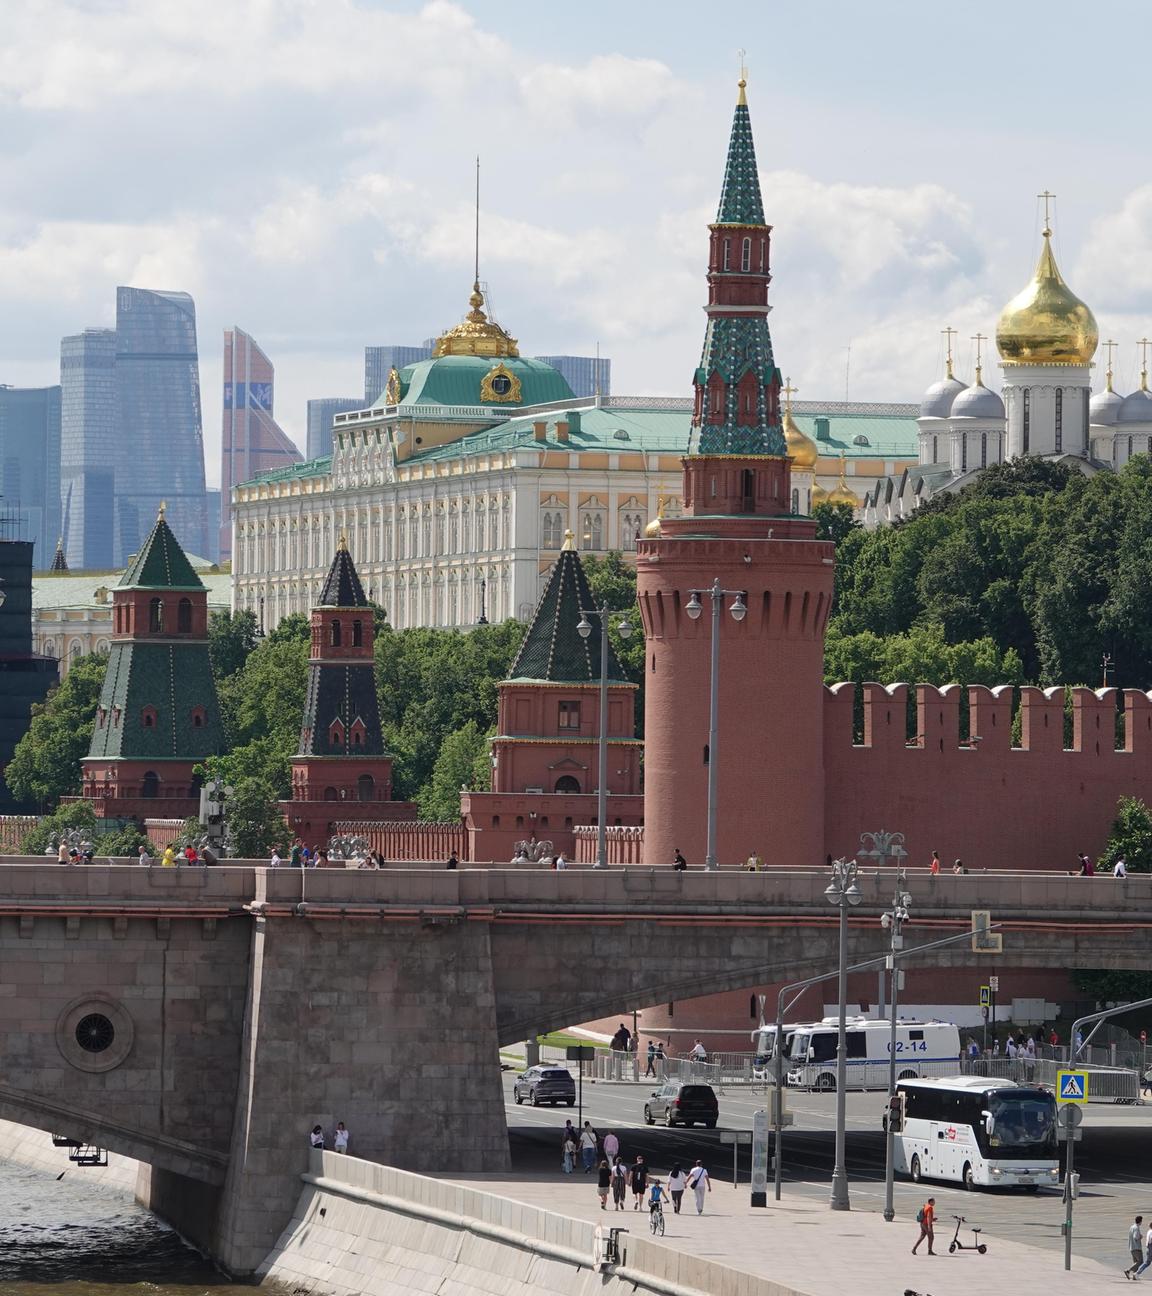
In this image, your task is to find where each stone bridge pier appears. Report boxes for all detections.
[0,863,1148,1273]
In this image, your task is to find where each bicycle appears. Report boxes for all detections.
[649,1200,665,1236]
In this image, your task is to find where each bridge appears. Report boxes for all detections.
[0,861,1145,1274]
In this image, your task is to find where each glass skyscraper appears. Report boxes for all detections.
[530,355,611,399]
[364,345,433,405]
[219,328,301,561]
[0,384,61,566]
[306,397,363,460]
[114,287,207,564]
[60,328,117,570]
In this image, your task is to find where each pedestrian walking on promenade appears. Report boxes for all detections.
[673,849,687,871]
[603,1130,619,1162]
[561,1128,575,1174]
[333,1121,349,1154]
[689,1039,708,1062]
[611,1156,628,1210]
[667,1163,687,1214]
[309,1124,325,1149]
[645,1041,657,1077]
[687,1161,711,1214]
[929,851,940,875]
[290,839,302,868]
[629,1154,648,1209]
[1135,1220,1152,1278]
[269,846,282,868]
[747,849,762,871]
[579,1121,598,1173]
[1126,1215,1144,1278]
[446,852,458,870]
[596,1159,611,1209]
[912,1196,936,1255]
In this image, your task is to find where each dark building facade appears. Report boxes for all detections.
[219,328,302,562]
[81,508,224,820]
[60,328,117,570]
[115,288,207,565]
[0,540,58,811]
[0,385,61,565]
[306,396,362,460]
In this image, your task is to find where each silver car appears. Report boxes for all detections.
[513,1066,577,1107]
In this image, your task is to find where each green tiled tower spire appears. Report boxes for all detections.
[693,77,786,459]
[507,534,628,685]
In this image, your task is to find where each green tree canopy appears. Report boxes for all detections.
[1096,795,1152,873]
[6,653,108,808]
[208,609,259,680]
[418,720,492,820]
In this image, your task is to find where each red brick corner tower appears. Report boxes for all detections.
[637,77,834,868]
[284,537,417,838]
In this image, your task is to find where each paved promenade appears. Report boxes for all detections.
[450,1171,1121,1296]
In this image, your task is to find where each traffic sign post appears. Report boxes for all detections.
[567,1045,595,1128]
[1058,1102,1084,1272]
[720,1130,752,1188]
[1057,1070,1089,1104]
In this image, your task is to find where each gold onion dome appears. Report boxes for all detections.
[826,457,860,508]
[644,497,666,538]
[433,279,520,358]
[996,229,1098,366]
[810,481,829,506]
[783,408,818,468]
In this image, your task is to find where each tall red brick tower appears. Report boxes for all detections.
[637,77,834,868]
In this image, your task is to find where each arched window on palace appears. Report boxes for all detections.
[177,597,192,633]
[149,598,164,633]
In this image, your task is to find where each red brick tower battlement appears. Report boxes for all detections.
[637,79,834,868]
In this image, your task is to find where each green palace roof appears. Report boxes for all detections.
[508,542,630,686]
[379,354,576,411]
[241,455,332,485]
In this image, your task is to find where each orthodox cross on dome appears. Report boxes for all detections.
[737,48,748,105]
[1103,337,1118,389]
[1038,189,1056,235]
[941,326,958,379]
[1139,337,1151,390]
[782,376,798,413]
[971,332,987,382]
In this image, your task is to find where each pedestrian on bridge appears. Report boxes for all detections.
[629,1155,648,1208]
[687,1161,711,1214]
[747,850,762,871]
[309,1125,325,1149]
[579,1122,598,1172]
[645,1040,657,1077]
[673,849,687,871]
[611,1156,627,1209]
[334,1122,349,1154]
[1125,1214,1144,1278]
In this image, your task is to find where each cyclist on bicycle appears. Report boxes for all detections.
[648,1178,666,1214]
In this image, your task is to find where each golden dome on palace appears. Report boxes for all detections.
[996,229,1098,367]
[827,480,860,508]
[783,408,818,468]
[433,280,520,359]
[644,497,667,538]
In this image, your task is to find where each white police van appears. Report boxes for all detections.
[786,1017,961,1091]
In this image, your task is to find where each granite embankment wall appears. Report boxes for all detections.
[262,1151,804,1296]
[0,1118,139,1193]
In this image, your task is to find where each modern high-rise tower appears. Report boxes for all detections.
[60,328,117,570]
[114,287,207,564]
[530,355,611,399]
[0,384,61,564]
[364,344,433,405]
[220,328,302,561]
[306,396,362,460]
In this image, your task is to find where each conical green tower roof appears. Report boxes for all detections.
[715,82,765,226]
[118,507,204,591]
[318,537,369,607]
[508,540,629,685]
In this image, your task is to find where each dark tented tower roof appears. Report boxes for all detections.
[318,536,369,607]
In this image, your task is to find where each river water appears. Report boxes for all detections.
[0,1160,257,1295]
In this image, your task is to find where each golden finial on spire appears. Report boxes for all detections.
[157,500,166,521]
[644,496,667,539]
[782,375,798,415]
[941,326,958,379]
[337,531,348,552]
[971,332,987,385]
[1139,338,1150,392]
[561,528,576,551]
[737,49,747,105]
[1103,338,1118,390]
[1038,189,1056,237]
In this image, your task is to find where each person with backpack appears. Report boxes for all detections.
[912,1196,936,1255]
[687,1160,711,1213]
[579,1121,598,1173]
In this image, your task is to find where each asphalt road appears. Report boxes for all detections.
[502,1071,1152,1269]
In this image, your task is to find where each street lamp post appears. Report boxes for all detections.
[577,605,633,869]
[825,856,861,1210]
[879,866,912,1222]
[684,579,747,871]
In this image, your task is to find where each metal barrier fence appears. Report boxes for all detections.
[965,1056,1141,1102]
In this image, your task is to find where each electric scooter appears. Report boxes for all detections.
[948,1215,987,1254]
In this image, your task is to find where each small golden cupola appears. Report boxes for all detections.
[996,200,1098,367]
[781,377,818,468]
[826,455,861,508]
[433,280,520,359]
[644,497,667,538]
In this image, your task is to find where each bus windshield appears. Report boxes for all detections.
[983,1089,1057,1155]
[789,1031,837,1063]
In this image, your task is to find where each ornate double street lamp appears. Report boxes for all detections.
[684,579,747,871]
[577,605,633,869]
[825,856,862,1210]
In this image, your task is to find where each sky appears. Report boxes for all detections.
[4,0,1152,485]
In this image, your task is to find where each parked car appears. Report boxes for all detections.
[643,1081,718,1128]
[513,1066,577,1107]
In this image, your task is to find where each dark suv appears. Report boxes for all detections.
[513,1066,577,1107]
[643,1082,718,1128]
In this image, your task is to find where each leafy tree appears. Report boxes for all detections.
[581,552,637,611]
[813,501,860,545]
[418,720,491,820]
[1073,968,1152,1005]
[208,609,259,680]
[223,776,285,858]
[94,822,150,858]
[6,654,108,808]
[1097,795,1152,873]
[267,612,310,645]
[20,799,101,854]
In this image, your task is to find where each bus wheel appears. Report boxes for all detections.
[963,1163,975,1191]
[910,1155,922,1183]
[816,1073,836,1092]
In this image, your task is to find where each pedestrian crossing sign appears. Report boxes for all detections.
[1057,1069,1089,1104]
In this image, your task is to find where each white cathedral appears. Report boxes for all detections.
[863,211,1150,524]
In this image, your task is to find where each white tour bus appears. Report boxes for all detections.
[786,1017,961,1091]
[892,1076,1059,1190]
